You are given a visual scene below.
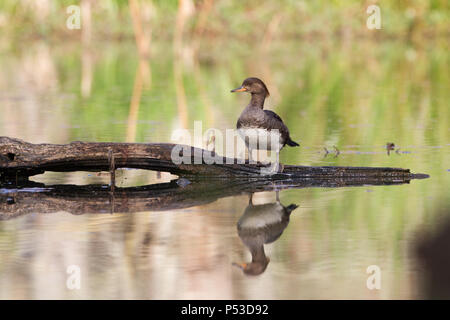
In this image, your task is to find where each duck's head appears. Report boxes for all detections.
[231,77,270,97]
[233,258,270,276]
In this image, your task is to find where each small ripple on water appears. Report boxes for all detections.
[0,187,52,194]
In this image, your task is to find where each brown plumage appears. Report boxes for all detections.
[231,78,299,159]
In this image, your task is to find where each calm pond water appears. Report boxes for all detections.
[0,38,449,299]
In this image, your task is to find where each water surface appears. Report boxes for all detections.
[0,38,449,299]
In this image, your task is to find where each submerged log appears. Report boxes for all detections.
[0,136,428,181]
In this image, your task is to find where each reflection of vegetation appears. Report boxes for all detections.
[0,0,449,299]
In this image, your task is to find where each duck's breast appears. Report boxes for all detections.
[237,127,283,151]
[238,203,285,229]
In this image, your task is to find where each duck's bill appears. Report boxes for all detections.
[232,262,247,270]
[231,86,247,93]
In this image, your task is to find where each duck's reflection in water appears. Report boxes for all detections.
[233,192,298,276]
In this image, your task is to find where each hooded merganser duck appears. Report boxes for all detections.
[231,77,299,164]
[233,193,298,276]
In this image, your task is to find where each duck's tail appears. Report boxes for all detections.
[285,204,299,215]
[286,138,300,147]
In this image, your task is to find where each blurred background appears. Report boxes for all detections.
[0,0,449,299]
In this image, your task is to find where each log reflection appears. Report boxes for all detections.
[0,176,416,220]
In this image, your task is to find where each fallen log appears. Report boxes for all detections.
[0,136,428,181]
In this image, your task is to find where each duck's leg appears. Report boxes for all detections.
[262,150,279,175]
[276,190,280,202]
[249,193,253,205]
[275,150,280,172]
[276,150,285,173]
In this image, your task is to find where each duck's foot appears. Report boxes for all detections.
[260,162,283,175]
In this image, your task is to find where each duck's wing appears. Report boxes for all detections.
[262,110,290,136]
[263,110,284,123]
